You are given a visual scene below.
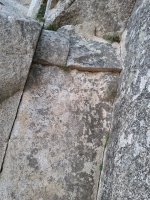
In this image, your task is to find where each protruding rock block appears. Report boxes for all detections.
[67,38,122,72]
[33,30,70,67]
[0,13,42,103]
[58,26,122,72]
[34,26,122,72]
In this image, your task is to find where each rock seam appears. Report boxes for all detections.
[0,23,44,174]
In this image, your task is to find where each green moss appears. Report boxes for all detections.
[46,24,59,31]
[99,163,103,172]
[58,65,69,72]
[104,132,110,149]
[109,88,117,100]
[103,33,120,43]
[36,0,47,22]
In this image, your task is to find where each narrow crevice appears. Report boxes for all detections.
[95,132,109,200]
[68,66,122,73]
[36,0,48,22]
[0,90,24,173]
[32,61,122,73]
[95,150,105,200]
[68,0,76,8]
[95,69,121,199]
[0,25,44,174]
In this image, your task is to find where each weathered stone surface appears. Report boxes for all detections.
[98,0,150,199]
[58,26,121,72]
[0,11,42,168]
[14,0,32,8]
[0,0,28,16]
[45,0,136,37]
[0,64,120,199]
[33,30,70,67]
[0,11,42,103]
[27,0,43,18]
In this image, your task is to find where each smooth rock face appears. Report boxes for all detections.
[34,30,70,67]
[14,0,32,8]
[0,11,42,168]
[45,0,135,36]
[27,0,43,18]
[98,0,150,199]
[0,64,120,199]
[0,0,28,16]
[58,26,122,72]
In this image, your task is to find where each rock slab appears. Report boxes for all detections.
[0,64,119,200]
[34,30,70,67]
[59,26,122,72]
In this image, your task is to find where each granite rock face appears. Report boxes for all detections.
[0,11,42,169]
[14,0,32,8]
[34,30,70,67]
[0,0,150,199]
[45,0,136,36]
[97,0,150,199]
[0,64,120,199]
[58,26,121,72]
[0,0,29,16]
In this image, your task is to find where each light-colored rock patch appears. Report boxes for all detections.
[0,0,28,16]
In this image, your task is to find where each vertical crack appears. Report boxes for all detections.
[95,132,110,200]
[95,69,122,200]
[0,90,24,173]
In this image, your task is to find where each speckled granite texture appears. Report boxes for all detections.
[97,0,150,199]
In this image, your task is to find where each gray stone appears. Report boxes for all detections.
[58,26,121,72]
[0,11,42,103]
[0,92,22,168]
[33,30,70,67]
[0,0,28,16]
[45,0,136,37]
[0,64,120,200]
[97,0,150,199]
[14,0,32,8]
[0,11,42,168]
[27,0,43,19]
